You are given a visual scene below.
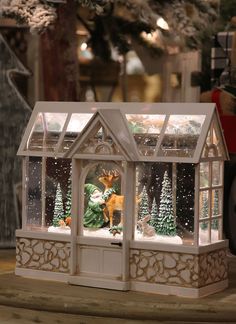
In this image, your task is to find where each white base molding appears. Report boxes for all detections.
[15,267,69,282]
[68,275,130,291]
[130,279,228,298]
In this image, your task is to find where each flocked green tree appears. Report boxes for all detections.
[149,197,158,232]
[157,171,176,236]
[212,190,219,230]
[138,185,149,221]
[52,183,65,227]
[200,191,208,231]
[65,172,72,218]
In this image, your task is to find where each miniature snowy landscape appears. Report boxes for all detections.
[48,225,71,234]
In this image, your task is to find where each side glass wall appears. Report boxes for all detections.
[26,157,72,233]
[199,161,223,244]
[135,162,195,245]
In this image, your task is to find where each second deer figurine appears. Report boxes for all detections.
[98,169,124,227]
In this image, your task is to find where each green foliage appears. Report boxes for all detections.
[156,171,176,236]
[52,183,65,227]
[149,198,158,232]
[200,191,208,231]
[212,190,219,230]
[138,185,149,220]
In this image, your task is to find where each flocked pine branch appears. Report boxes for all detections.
[0,0,219,57]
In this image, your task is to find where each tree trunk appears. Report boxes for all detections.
[41,0,79,101]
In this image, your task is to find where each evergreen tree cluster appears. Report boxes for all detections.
[138,170,177,237]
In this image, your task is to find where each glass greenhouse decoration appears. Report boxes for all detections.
[16,102,229,298]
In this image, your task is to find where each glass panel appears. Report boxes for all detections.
[200,162,209,188]
[27,113,67,152]
[212,161,222,186]
[59,113,93,152]
[26,157,42,229]
[203,122,223,158]
[211,218,220,242]
[27,157,72,232]
[46,158,72,234]
[83,162,124,239]
[27,113,44,150]
[134,162,194,245]
[212,189,221,216]
[199,221,209,244]
[199,190,209,219]
[158,115,205,158]
[125,114,165,156]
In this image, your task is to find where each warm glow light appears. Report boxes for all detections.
[80,42,88,51]
[156,17,169,30]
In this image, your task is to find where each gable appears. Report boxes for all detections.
[65,112,135,160]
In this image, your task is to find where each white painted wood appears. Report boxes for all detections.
[54,113,72,154]
[68,275,130,290]
[21,157,28,230]
[15,268,68,282]
[194,164,200,246]
[15,230,71,242]
[70,159,80,275]
[130,279,228,298]
[129,239,228,254]
[122,162,135,281]
[99,109,139,160]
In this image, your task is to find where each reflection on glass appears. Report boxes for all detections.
[60,113,93,152]
[26,157,72,233]
[199,221,209,244]
[159,115,205,158]
[212,189,220,216]
[126,114,165,156]
[211,218,220,241]
[27,113,68,151]
[46,158,72,234]
[200,162,209,188]
[212,161,222,186]
[83,162,124,239]
[26,157,42,229]
[199,190,209,219]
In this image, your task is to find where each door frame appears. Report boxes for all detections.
[68,159,135,290]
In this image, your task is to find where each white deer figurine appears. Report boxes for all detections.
[137,215,156,237]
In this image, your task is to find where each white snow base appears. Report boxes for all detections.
[135,231,183,244]
[48,226,71,234]
[83,228,182,244]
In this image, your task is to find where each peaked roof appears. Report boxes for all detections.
[17,101,229,163]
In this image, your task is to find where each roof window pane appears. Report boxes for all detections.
[59,113,93,152]
[27,113,67,151]
[158,115,205,158]
[125,114,165,156]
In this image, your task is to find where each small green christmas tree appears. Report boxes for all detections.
[52,183,65,227]
[212,190,219,230]
[149,198,158,232]
[138,185,149,220]
[157,171,176,236]
[65,176,72,217]
[200,191,208,231]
